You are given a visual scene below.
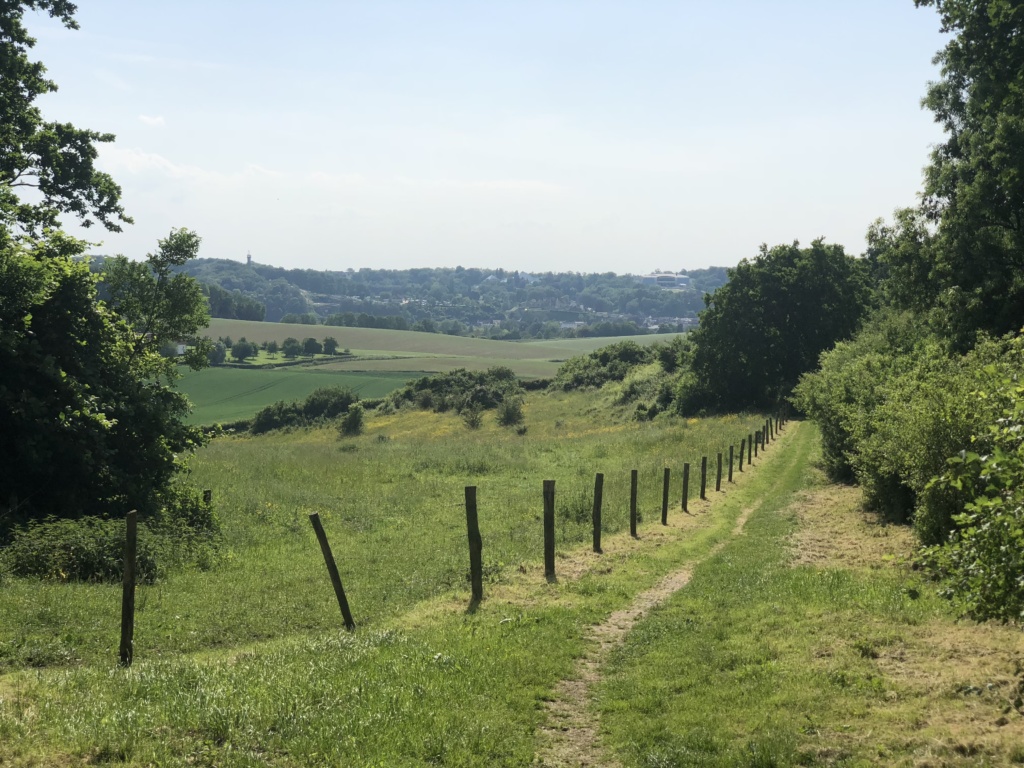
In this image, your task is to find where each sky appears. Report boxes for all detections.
[32,1,947,274]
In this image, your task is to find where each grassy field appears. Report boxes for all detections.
[0,391,768,765]
[205,318,678,362]
[177,366,413,425]
[182,320,683,425]
[5,409,1018,766]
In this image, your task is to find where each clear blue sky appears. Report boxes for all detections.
[33,1,946,273]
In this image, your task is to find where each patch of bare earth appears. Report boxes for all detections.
[790,481,1024,765]
[535,506,755,767]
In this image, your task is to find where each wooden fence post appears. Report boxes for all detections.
[728,445,734,483]
[630,469,638,537]
[716,452,723,492]
[544,480,556,579]
[754,431,759,458]
[119,510,137,667]
[661,467,670,526]
[202,489,212,505]
[739,438,745,472]
[309,513,356,630]
[748,433,753,464]
[465,486,483,603]
[682,462,690,512]
[700,456,707,500]
[592,473,604,554]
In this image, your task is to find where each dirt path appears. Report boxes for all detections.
[536,503,756,767]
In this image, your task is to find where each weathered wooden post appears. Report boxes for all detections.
[748,433,753,464]
[754,431,759,458]
[682,462,690,512]
[119,510,137,667]
[544,480,556,579]
[592,473,604,554]
[630,469,638,537]
[739,438,745,472]
[716,452,723,492]
[700,456,707,500]
[661,467,671,526]
[465,486,483,603]
[309,513,355,631]
[728,445,734,483]
[202,489,212,505]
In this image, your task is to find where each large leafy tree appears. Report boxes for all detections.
[0,1,130,235]
[679,240,871,413]
[0,3,207,537]
[909,0,1024,342]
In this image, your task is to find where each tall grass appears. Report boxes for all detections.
[0,391,766,672]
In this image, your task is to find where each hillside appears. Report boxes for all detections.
[175,258,730,335]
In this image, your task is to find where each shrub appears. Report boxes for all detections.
[463,407,483,430]
[496,398,525,427]
[302,387,358,420]
[339,404,365,436]
[921,333,1024,622]
[2,517,162,584]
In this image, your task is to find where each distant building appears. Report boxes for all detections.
[246,251,252,266]
[637,272,690,288]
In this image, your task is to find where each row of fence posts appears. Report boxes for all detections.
[117,418,787,665]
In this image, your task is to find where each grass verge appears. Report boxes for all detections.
[598,426,1024,767]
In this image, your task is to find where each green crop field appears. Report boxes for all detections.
[183,320,685,424]
[178,366,413,425]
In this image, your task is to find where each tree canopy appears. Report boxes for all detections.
[679,240,871,413]
[0,3,208,537]
[902,0,1024,341]
[0,1,130,235]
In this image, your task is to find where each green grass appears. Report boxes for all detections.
[0,398,779,766]
[595,428,1019,767]
[177,366,412,425]
[189,321,683,424]
[206,318,680,361]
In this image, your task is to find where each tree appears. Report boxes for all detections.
[282,337,301,358]
[322,336,339,355]
[230,340,257,362]
[0,230,208,534]
[910,0,1024,342]
[679,240,871,413]
[101,228,213,372]
[266,339,279,358]
[0,4,210,537]
[207,341,227,366]
[302,337,322,357]
[0,1,130,235]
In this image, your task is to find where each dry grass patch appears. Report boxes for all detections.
[789,479,917,570]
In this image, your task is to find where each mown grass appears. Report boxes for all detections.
[0,393,776,766]
[598,429,1024,767]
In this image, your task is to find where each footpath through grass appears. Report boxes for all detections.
[599,428,1024,767]
[0,403,785,766]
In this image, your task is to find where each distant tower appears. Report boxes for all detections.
[246,251,252,266]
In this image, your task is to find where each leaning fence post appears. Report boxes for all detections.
[661,467,671,526]
[716,452,723,492]
[592,473,604,554]
[309,513,355,630]
[630,469,638,537]
[754,431,759,458]
[119,510,137,667]
[465,486,483,603]
[544,480,556,579]
[739,438,745,472]
[700,456,707,500]
[682,462,690,512]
